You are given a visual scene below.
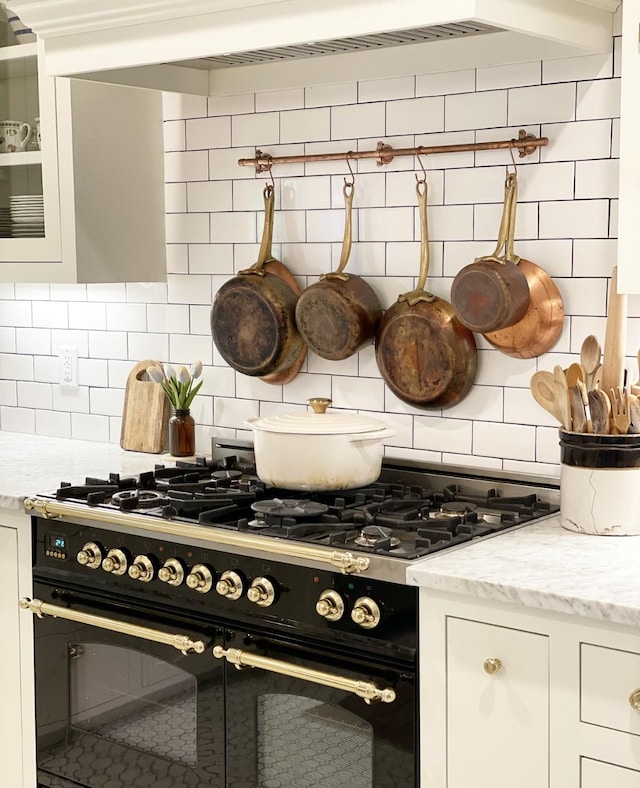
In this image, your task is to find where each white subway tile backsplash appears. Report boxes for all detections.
[162,93,207,120]
[232,112,279,147]
[560,276,607,316]
[476,61,541,91]
[256,88,305,113]
[332,376,385,412]
[71,413,110,442]
[0,327,14,353]
[165,150,209,182]
[509,82,576,126]
[208,93,255,117]
[163,119,185,152]
[445,90,507,131]
[386,169,444,207]
[542,119,612,162]
[306,83,357,108]
[306,352,359,377]
[331,102,385,141]
[505,387,556,427]
[17,381,52,409]
[414,416,472,454]
[167,244,189,274]
[576,78,620,120]
[188,180,233,212]
[51,330,89,357]
[108,360,136,389]
[215,396,259,429]
[167,274,213,306]
[330,172,385,209]
[359,76,414,103]
[89,332,128,360]
[52,386,90,413]
[1,301,32,327]
[35,409,71,438]
[387,96,444,136]
[78,358,108,388]
[166,213,210,244]
[444,166,506,205]
[543,53,613,84]
[15,283,49,300]
[473,422,536,461]
[69,302,106,331]
[186,116,231,150]
[89,388,124,417]
[572,239,618,277]
[189,305,213,336]
[16,328,50,355]
[417,69,475,97]
[49,284,86,302]
[127,332,169,362]
[189,243,234,274]
[210,211,256,243]
[429,205,474,241]
[33,356,57,384]
[87,284,127,303]
[235,374,284,403]
[359,207,413,242]
[575,158,619,199]
[474,201,538,241]
[281,107,330,143]
[106,304,147,333]
[1,406,35,433]
[539,199,609,239]
[281,176,331,210]
[0,283,14,298]
[125,283,168,304]
[169,334,214,366]
[165,183,187,213]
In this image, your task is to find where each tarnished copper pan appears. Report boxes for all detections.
[295,183,382,361]
[375,179,477,409]
[484,175,564,358]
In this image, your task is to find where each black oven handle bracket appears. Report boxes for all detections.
[212,645,396,704]
[24,497,371,574]
[19,597,207,655]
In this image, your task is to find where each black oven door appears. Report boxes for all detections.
[29,581,223,788]
[217,628,416,788]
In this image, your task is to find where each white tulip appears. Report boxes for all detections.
[163,363,177,380]
[190,360,203,379]
[177,365,190,384]
[146,365,165,384]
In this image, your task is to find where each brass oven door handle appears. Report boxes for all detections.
[19,597,207,655]
[212,645,396,704]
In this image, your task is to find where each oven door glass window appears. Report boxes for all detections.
[256,693,373,787]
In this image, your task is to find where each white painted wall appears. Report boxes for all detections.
[0,33,635,477]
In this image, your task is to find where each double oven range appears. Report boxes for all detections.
[22,443,559,788]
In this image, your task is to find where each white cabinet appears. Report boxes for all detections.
[0,508,35,788]
[0,38,166,283]
[447,617,549,788]
[419,589,640,788]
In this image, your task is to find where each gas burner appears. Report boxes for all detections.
[440,501,477,516]
[212,469,243,481]
[251,499,330,519]
[355,525,401,550]
[111,490,167,511]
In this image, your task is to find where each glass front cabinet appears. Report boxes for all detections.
[0,28,167,283]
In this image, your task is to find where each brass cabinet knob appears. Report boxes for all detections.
[316,590,345,621]
[128,555,155,583]
[186,564,214,594]
[247,577,276,607]
[483,658,503,675]
[629,689,640,711]
[351,597,381,629]
[76,542,102,569]
[216,570,244,600]
[101,548,128,575]
[158,558,185,586]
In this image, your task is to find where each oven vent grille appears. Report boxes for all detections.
[203,22,500,68]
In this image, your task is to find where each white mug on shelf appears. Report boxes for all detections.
[0,120,32,153]
[33,117,40,150]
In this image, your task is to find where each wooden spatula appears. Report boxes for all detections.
[570,385,587,432]
[588,388,611,434]
[601,266,627,396]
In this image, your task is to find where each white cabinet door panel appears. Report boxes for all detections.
[582,758,640,787]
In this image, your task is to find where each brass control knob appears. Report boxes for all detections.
[629,689,640,711]
[215,570,244,600]
[128,555,155,583]
[186,564,214,594]
[483,658,503,675]
[101,548,128,576]
[316,590,345,621]
[158,558,185,586]
[247,577,276,607]
[351,597,381,629]
[76,542,102,570]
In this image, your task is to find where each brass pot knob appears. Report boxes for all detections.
[351,597,381,629]
[158,558,185,586]
[128,555,155,583]
[216,570,244,600]
[483,658,503,675]
[316,590,345,621]
[186,564,214,593]
[308,398,332,414]
[247,577,276,607]
[76,542,102,569]
[101,548,128,575]
[629,689,640,711]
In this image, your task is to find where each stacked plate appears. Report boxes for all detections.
[0,207,10,238]
[10,194,44,237]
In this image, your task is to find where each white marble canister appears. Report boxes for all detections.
[559,429,640,536]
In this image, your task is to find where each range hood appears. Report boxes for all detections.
[11,0,620,95]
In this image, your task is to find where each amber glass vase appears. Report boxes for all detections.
[168,408,195,456]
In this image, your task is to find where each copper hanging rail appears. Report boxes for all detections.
[239,129,548,173]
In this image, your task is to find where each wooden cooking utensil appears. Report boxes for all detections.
[600,266,627,396]
[588,388,612,434]
[569,385,587,433]
[530,371,565,426]
[565,363,586,389]
[576,380,593,433]
[610,386,631,435]
[580,335,601,391]
[628,394,640,434]
[592,364,603,391]
[553,365,572,431]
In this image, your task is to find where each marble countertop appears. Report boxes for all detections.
[0,431,178,511]
[407,514,640,628]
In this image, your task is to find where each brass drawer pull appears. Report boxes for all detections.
[483,657,503,675]
[629,689,640,711]
[213,645,396,704]
[19,597,206,655]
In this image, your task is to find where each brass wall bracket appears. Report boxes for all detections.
[241,129,547,172]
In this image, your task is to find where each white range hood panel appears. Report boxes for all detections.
[9,0,620,95]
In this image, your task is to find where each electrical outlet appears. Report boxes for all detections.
[59,345,78,387]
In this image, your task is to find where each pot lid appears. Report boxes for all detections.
[248,398,389,435]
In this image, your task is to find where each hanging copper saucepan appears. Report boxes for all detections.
[450,172,530,333]
[210,184,306,379]
[375,176,478,409]
[295,177,382,361]
[483,172,564,358]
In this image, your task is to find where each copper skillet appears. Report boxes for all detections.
[450,173,530,333]
[483,172,564,358]
[210,184,305,378]
[375,178,477,409]
[295,181,382,360]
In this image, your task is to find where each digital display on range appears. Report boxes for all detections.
[45,533,67,559]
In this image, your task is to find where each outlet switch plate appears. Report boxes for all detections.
[59,345,78,387]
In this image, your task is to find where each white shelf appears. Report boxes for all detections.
[0,150,40,166]
[0,42,36,62]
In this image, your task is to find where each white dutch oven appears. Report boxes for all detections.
[245,398,395,491]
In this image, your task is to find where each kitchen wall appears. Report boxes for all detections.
[0,30,635,478]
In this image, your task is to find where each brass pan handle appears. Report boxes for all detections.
[20,598,207,655]
[322,182,354,282]
[399,179,436,306]
[240,184,275,276]
[213,645,396,704]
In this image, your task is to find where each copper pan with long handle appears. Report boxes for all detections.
[484,173,564,358]
[375,179,477,409]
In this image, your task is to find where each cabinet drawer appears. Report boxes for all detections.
[581,643,640,736]
[582,758,640,787]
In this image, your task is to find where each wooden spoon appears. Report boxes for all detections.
[580,335,601,391]
[569,384,587,432]
[577,380,593,433]
[601,266,627,395]
[553,365,572,431]
[588,388,611,434]
[530,371,565,426]
[628,394,640,434]
[566,363,586,389]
